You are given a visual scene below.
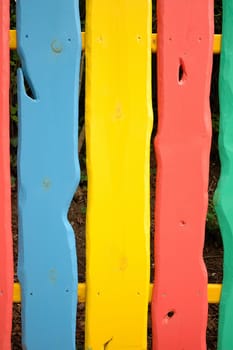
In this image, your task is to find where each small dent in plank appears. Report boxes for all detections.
[178,58,187,85]
[97,35,103,44]
[167,310,175,318]
[119,256,128,271]
[49,269,57,284]
[114,103,124,121]
[42,178,51,190]
[104,337,113,349]
[163,310,175,324]
[51,40,63,53]
[179,220,186,227]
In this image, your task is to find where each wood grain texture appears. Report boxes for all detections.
[85,0,153,348]
[17,1,81,348]
[152,1,214,349]
[214,1,233,349]
[0,1,13,349]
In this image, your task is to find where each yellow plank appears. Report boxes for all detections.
[14,282,221,304]
[9,30,221,53]
[85,0,153,348]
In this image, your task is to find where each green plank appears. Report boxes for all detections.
[214,1,233,349]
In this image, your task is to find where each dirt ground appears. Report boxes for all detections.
[10,140,223,350]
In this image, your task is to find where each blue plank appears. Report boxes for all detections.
[17,1,81,349]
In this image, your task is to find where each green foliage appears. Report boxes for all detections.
[212,113,220,133]
[10,0,16,28]
[207,201,219,232]
[81,206,87,214]
[215,0,222,34]
[81,173,87,182]
[10,50,19,184]
[10,0,18,185]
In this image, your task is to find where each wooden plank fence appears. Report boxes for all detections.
[0,0,232,349]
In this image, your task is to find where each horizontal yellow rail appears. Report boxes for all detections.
[13,282,221,304]
[9,30,85,51]
[13,282,86,303]
[10,30,221,53]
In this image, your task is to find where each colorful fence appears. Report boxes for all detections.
[0,0,232,349]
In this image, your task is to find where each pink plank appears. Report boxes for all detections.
[0,1,13,349]
[152,1,213,349]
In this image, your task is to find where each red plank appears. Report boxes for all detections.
[0,1,13,349]
[152,1,213,349]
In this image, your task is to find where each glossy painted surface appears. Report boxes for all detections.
[152,1,213,349]
[215,1,233,348]
[0,1,13,349]
[17,0,81,348]
[85,0,153,348]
